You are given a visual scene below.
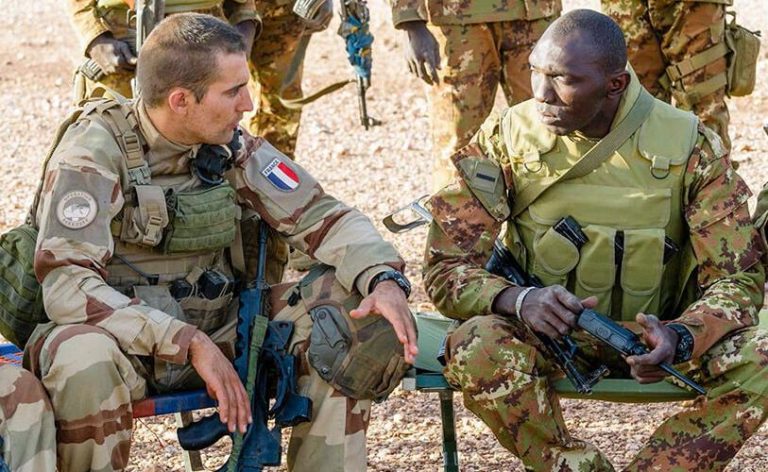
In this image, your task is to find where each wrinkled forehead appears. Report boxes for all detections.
[530,31,603,74]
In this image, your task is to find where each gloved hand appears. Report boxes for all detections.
[86,33,137,75]
[300,0,333,33]
[401,21,440,85]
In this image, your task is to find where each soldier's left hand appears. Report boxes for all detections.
[626,313,678,383]
[350,280,419,364]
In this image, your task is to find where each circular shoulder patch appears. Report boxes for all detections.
[56,191,98,229]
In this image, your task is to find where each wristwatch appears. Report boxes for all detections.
[369,270,412,299]
[668,323,694,364]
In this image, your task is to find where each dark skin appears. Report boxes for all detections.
[399,21,441,85]
[493,30,678,384]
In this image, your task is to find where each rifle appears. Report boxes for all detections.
[0,438,8,472]
[176,221,312,471]
[130,0,164,96]
[384,197,706,396]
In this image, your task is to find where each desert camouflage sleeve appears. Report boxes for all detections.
[230,132,405,296]
[389,0,428,28]
[67,0,110,55]
[423,113,518,319]
[34,117,197,365]
[674,125,765,359]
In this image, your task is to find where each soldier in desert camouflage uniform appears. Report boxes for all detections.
[601,0,732,149]
[391,0,561,191]
[68,0,259,100]
[26,13,417,472]
[0,364,56,472]
[424,10,768,471]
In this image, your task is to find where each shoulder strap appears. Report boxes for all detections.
[510,89,655,219]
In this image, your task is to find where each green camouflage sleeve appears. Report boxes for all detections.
[67,0,110,55]
[230,132,405,295]
[388,0,428,28]
[423,113,516,320]
[676,124,765,359]
[34,118,197,365]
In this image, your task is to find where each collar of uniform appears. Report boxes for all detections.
[135,100,201,174]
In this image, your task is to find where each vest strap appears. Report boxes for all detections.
[664,43,728,83]
[511,90,655,218]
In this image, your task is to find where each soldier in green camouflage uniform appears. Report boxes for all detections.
[67,0,259,100]
[424,10,767,471]
[391,0,561,191]
[601,0,732,149]
[26,14,417,472]
[0,364,57,471]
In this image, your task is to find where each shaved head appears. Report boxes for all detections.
[542,9,627,74]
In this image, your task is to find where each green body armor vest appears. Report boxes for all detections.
[498,99,700,321]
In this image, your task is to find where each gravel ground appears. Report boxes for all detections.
[1,1,767,470]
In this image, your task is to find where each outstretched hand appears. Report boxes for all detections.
[350,280,419,364]
[401,21,441,85]
[188,331,252,434]
[626,313,678,383]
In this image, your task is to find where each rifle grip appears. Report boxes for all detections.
[177,413,229,451]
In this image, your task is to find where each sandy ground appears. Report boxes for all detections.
[1,0,767,470]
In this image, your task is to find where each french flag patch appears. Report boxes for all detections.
[261,158,300,192]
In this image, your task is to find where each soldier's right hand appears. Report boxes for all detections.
[86,33,137,75]
[400,21,440,85]
[188,330,252,434]
[518,286,596,339]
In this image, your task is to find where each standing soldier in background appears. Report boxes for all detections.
[0,364,57,471]
[68,0,259,100]
[391,0,561,191]
[602,0,732,149]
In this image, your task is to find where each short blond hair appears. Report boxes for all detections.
[136,13,246,107]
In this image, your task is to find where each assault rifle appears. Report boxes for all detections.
[177,222,312,471]
[384,197,706,396]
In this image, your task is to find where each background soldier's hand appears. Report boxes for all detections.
[188,331,252,434]
[86,33,137,74]
[350,280,419,364]
[299,0,333,33]
[400,21,440,85]
[626,313,678,384]
[516,286,596,339]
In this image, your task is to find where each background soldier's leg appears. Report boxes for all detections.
[444,316,613,472]
[626,327,768,471]
[0,364,56,472]
[498,16,556,106]
[648,0,730,149]
[602,0,669,100]
[27,325,146,472]
[427,23,500,192]
[247,3,307,159]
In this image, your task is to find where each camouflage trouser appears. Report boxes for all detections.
[444,315,768,472]
[602,0,731,150]
[0,364,57,472]
[71,5,226,102]
[25,268,374,472]
[427,17,555,192]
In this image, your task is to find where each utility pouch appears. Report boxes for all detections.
[574,225,617,315]
[120,185,169,248]
[532,225,580,287]
[724,11,761,97]
[133,285,185,320]
[620,229,665,320]
[163,184,238,254]
[0,224,46,347]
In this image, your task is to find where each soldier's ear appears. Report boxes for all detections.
[607,70,630,98]
[167,88,192,115]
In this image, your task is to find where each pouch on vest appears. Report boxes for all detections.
[120,185,169,248]
[0,224,46,347]
[532,226,580,288]
[574,225,617,316]
[620,228,665,320]
[724,11,761,97]
[302,265,412,402]
[163,184,238,254]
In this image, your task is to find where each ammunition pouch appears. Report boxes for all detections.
[163,184,238,254]
[301,265,412,402]
[723,11,761,97]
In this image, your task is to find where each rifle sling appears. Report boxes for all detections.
[510,89,655,219]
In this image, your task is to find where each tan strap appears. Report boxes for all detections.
[674,73,728,107]
[134,185,169,246]
[511,90,655,218]
[665,43,729,82]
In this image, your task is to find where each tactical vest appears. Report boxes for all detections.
[491,99,700,322]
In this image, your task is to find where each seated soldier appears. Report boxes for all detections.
[26,13,417,472]
[423,9,768,472]
[0,364,56,471]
